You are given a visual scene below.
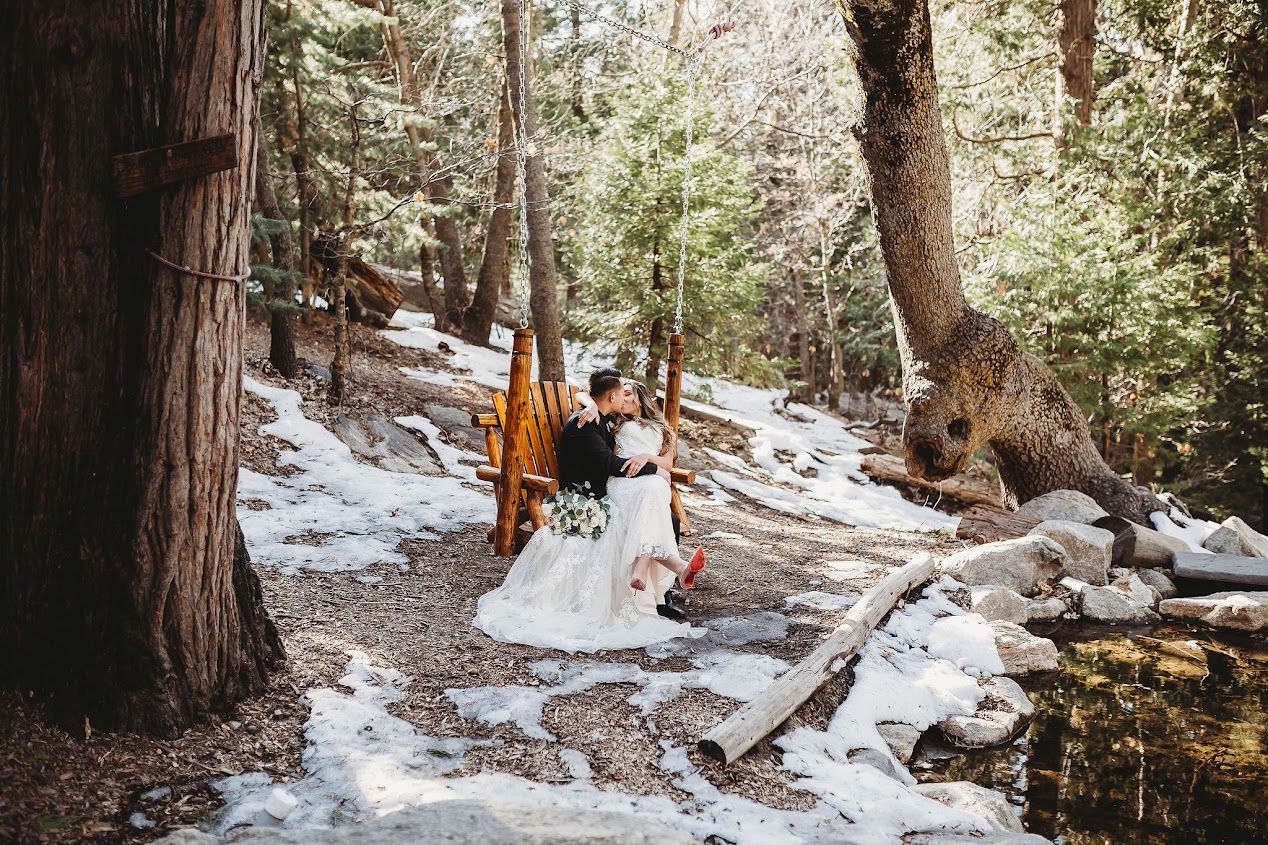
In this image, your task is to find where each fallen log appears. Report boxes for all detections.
[955,504,1041,544]
[698,554,937,765]
[860,453,1001,508]
[312,235,405,325]
[679,397,758,433]
[1092,516,1191,568]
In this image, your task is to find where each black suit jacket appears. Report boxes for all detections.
[557,411,658,499]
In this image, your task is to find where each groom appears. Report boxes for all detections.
[559,368,689,621]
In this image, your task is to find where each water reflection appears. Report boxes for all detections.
[919,625,1268,844]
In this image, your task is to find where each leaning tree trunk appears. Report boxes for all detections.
[462,77,516,345]
[0,0,284,735]
[503,0,566,381]
[254,127,299,378]
[835,0,1164,524]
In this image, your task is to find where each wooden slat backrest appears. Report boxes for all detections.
[490,382,581,481]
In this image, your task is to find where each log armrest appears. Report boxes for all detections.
[472,413,500,428]
[670,468,695,485]
[475,465,560,495]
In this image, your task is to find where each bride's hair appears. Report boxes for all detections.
[614,381,674,454]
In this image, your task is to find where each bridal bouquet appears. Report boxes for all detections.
[543,483,612,539]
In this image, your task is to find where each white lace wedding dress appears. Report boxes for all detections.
[473,419,697,653]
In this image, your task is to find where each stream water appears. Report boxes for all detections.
[916,624,1268,844]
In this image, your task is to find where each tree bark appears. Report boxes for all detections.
[1054,0,1098,146]
[254,127,299,378]
[503,0,566,381]
[462,77,516,345]
[330,103,361,404]
[365,0,468,328]
[0,0,284,735]
[835,0,1164,524]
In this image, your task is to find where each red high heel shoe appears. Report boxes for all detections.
[681,547,707,589]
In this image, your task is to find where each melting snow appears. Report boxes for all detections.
[237,377,493,573]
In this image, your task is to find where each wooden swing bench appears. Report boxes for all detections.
[472,332,694,554]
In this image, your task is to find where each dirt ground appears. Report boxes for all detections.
[0,314,965,844]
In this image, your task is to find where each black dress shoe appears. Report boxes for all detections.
[656,600,687,621]
[657,586,688,620]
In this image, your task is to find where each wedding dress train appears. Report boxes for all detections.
[473,420,697,653]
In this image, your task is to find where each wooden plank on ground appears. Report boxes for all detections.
[113,134,237,197]
[1173,551,1268,587]
[698,554,937,765]
[955,504,1041,544]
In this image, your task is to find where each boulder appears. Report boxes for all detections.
[1202,516,1268,559]
[1016,490,1107,525]
[848,746,906,782]
[940,537,1066,597]
[1136,568,1177,599]
[1030,521,1114,586]
[876,722,922,765]
[157,801,693,845]
[1159,591,1268,634]
[424,404,484,451]
[972,587,1029,625]
[990,621,1059,675]
[334,414,442,475]
[1110,573,1161,608]
[911,781,1023,833]
[1025,596,1069,622]
[938,677,1034,748]
[1078,585,1161,626]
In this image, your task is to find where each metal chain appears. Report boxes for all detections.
[514,0,532,328]
[672,50,705,336]
[556,0,692,58]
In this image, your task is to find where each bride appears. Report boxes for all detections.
[473,378,707,653]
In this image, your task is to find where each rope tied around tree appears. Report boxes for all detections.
[148,250,251,283]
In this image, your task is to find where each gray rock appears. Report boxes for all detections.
[973,587,1029,625]
[876,722,922,765]
[1030,521,1114,585]
[1173,551,1268,587]
[424,404,485,451]
[938,677,1034,748]
[1202,516,1268,559]
[1025,596,1069,622]
[1110,573,1161,608]
[1078,585,1161,625]
[940,537,1067,597]
[911,781,1024,833]
[848,746,906,781]
[990,621,1059,675]
[153,833,218,845]
[1159,591,1268,633]
[200,801,691,844]
[1137,569,1178,599]
[334,414,442,475]
[1108,567,1133,580]
[1016,489,1107,525]
[300,359,332,382]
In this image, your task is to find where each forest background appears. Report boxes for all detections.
[252,0,1267,529]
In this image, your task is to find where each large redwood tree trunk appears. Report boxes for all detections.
[1054,0,1098,145]
[835,0,1164,524]
[0,0,284,734]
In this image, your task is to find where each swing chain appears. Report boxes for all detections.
[673,50,705,336]
[513,0,532,328]
[556,0,691,58]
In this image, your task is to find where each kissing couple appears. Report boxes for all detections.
[473,367,708,653]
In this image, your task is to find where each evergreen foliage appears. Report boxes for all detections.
[565,79,775,385]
